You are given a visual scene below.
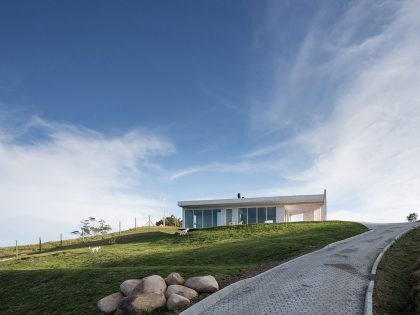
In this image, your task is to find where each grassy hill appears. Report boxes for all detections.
[0,221,368,314]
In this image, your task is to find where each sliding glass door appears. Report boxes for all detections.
[237,207,277,225]
[226,209,233,225]
[184,209,222,228]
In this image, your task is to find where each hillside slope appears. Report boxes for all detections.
[0,221,367,314]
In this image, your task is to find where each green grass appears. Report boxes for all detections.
[0,221,367,314]
[373,227,420,315]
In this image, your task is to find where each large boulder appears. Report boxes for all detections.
[97,292,123,314]
[165,272,185,286]
[166,293,190,311]
[184,275,219,293]
[142,275,167,294]
[116,292,166,314]
[120,279,142,296]
[165,284,198,300]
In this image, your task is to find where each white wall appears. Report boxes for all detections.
[276,206,286,222]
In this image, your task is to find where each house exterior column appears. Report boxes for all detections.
[276,206,285,222]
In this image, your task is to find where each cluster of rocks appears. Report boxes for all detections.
[97,272,219,314]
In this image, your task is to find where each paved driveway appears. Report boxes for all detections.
[200,223,417,315]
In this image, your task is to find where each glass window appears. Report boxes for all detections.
[212,209,221,226]
[267,207,276,222]
[185,210,194,228]
[257,207,266,223]
[238,208,247,224]
[194,210,203,228]
[248,208,256,224]
[226,209,233,225]
[203,210,212,228]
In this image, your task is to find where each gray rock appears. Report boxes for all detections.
[97,292,123,314]
[120,279,142,296]
[165,272,185,286]
[165,284,198,300]
[142,275,167,294]
[184,275,219,293]
[167,293,190,311]
[116,292,166,314]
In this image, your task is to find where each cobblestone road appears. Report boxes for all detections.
[202,223,418,315]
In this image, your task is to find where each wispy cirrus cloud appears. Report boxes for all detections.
[259,0,420,222]
[169,159,289,181]
[0,115,175,245]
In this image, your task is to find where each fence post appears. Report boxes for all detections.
[60,233,63,247]
[39,237,41,252]
[15,240,18,259]
[119,221,121,235]
[135,217,137,230]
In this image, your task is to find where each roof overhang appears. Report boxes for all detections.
[178,194,325,209]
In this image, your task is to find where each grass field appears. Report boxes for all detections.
[373,227,420,314]
[0,221,368,314]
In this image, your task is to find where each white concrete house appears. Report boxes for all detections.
[179,190,327,229]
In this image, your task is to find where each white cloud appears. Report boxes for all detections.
[265,0,420,222]
[0,116,175,245]
[169,159,288,181]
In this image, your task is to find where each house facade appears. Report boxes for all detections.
[178,190,327,229]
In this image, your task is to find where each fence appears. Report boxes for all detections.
[0,216,178,260]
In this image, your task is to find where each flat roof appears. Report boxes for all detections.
[178,193,325,208]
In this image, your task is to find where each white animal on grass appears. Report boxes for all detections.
[89,246,101,253]
[178,228,189,235]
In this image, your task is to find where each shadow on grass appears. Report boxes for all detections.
[0,265,237,315]
[0,222,368,314]
[89,225,365,269]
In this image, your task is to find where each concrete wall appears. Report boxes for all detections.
[302,206,326,222]
[303,211,314,221]
[276,206,285,223]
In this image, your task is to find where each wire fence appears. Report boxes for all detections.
[0,216,179,260]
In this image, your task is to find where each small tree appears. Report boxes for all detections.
[70,230,80,237]
[80,219,91,237]
[156,215,182,227]
[72,217,112,239]
[97,219,112,236]
[407,212,418,222]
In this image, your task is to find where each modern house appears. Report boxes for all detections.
[179,190,327,229]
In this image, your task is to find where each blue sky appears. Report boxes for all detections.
[1,0,420,245]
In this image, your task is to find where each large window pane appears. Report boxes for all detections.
[267,207,276,222]
[203,210,212,228]
[194,210,203,228]
[248,208,256,224]
[238,208,247,224]
[257,207,266,223]
[185,210,194,228]
[212,209,221,226]
[226,209,233,225]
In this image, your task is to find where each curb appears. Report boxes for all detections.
[364,224,419,315]
[180,228,374,315]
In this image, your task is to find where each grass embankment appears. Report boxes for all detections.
[373,226,420,314]
[0,221,367,314]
